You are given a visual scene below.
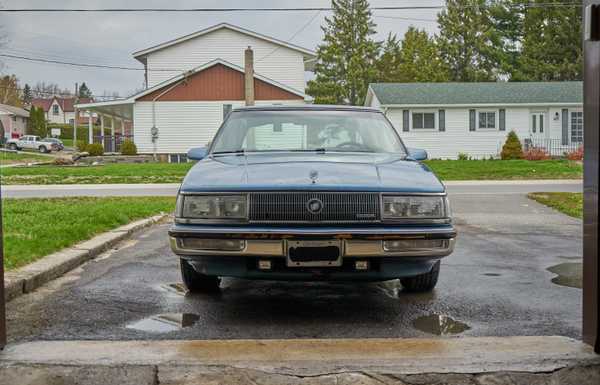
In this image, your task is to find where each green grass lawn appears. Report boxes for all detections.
[0,151,51,166]
[2,197,175,270]
[424,159,582,181]
[0,159,582,185]
[528,192,583,218]
[0,162,193,184]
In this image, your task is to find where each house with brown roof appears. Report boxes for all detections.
[76,23,316,158]
[31,96,95,125]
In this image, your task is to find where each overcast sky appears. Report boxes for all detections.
[0,0,441,98]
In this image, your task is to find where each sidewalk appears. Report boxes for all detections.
[1,336,599,384]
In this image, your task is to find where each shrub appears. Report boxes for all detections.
[76,140,88,152]
[523,147,550,161]
[86,143,104,156]
[500,131,523,160]
[457,152,470,161]
[565,147,583,161]
[120,140,138,155]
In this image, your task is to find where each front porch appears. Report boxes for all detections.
[74,99,134,153]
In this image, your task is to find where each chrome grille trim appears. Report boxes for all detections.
[249,192,381,223]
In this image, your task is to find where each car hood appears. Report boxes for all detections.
[180,153,444,193]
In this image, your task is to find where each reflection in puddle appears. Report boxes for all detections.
[126,313,199,333]
[547,262,582,289]
[413,314,470,335]
[161,283,187,295]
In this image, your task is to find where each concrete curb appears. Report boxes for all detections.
[4,213,169,302]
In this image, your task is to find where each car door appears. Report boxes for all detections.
[19,136,31,149]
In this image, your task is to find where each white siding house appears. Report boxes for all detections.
[76,23,316,157]
[365,82,583,159]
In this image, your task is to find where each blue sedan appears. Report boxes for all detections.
[169,105,455,293]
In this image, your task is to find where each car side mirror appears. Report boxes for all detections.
[187,147,208,160]
[407,147,428,161]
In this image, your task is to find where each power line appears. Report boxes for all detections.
[0,53,180,72]
[373,15,438,23]
[257,10,322,62]
[0,4,583,12]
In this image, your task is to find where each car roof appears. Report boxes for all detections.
[231,105,383,113]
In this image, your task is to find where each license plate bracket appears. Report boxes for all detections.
[286,240,343,267]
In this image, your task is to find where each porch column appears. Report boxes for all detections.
[87,112,93,144]
[100,115,105,151]
[110,116,115,152]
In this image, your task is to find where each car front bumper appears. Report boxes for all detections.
[169,224,455,280]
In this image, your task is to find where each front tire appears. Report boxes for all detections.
[400,260,440,292]
[180,258,220,293]
[8,143,17,150]
[39,145,48,153]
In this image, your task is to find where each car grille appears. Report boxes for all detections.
[248,192,381,223]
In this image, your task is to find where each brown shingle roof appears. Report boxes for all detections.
[31,97,93,112]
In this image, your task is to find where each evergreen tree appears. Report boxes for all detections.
[516,0,582,81]
[22,83,32,105]
[307,0,380,105]
[376,33,403,82]
[27,106,47,137]
[78,82,93,99]
[436,0,501,81]
[396,27,450,82]
[488,0,526,79]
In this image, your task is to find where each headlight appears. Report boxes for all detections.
[177,195,247,219]
[382,195,448,220]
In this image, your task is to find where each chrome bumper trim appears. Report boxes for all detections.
[170,237,455,258]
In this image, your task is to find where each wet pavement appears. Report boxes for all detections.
[6,191,582,341]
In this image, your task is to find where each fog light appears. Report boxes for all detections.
[181,238,245,251]
[258,260,272,270]
[383,239,445,252]
[355,260,369,270]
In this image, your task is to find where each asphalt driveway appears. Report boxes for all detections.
[5,189,582,342]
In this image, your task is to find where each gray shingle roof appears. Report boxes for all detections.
[0,103,29,118]
[369,82,582,106]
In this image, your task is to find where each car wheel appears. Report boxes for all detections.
[400,260,440,292]
[8,143,17,150]
[38,145,47,153]
[180,258,220,293]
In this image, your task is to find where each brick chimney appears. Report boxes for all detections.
[244,46,255,106]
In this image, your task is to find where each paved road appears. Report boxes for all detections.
[0,179,583,198]
[6,188,582,342]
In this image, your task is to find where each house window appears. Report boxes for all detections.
[571,111,583,143]
[412,112,435,129]
[12,116,16,122]
[69,119,75,125]
[52,105,59,115]
[478,111,496,129]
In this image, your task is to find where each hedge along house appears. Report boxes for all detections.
[76,23,315,159]
[364,82,583,159]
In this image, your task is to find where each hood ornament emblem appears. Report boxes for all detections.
[309,170,319,184]
[306,198,324,214]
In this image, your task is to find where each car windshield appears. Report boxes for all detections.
[210,110,406,155]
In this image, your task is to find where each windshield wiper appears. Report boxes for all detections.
[288,148,327,153]
[211,149,246,155]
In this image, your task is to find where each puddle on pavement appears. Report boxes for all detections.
[161,283,187,296]
[547,262,582,289]
[483,273,502,277]
[94,239,139,261]
[126,313,200,333]
[412,314,470,335]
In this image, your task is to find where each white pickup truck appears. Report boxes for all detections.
[6,135,58,153]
